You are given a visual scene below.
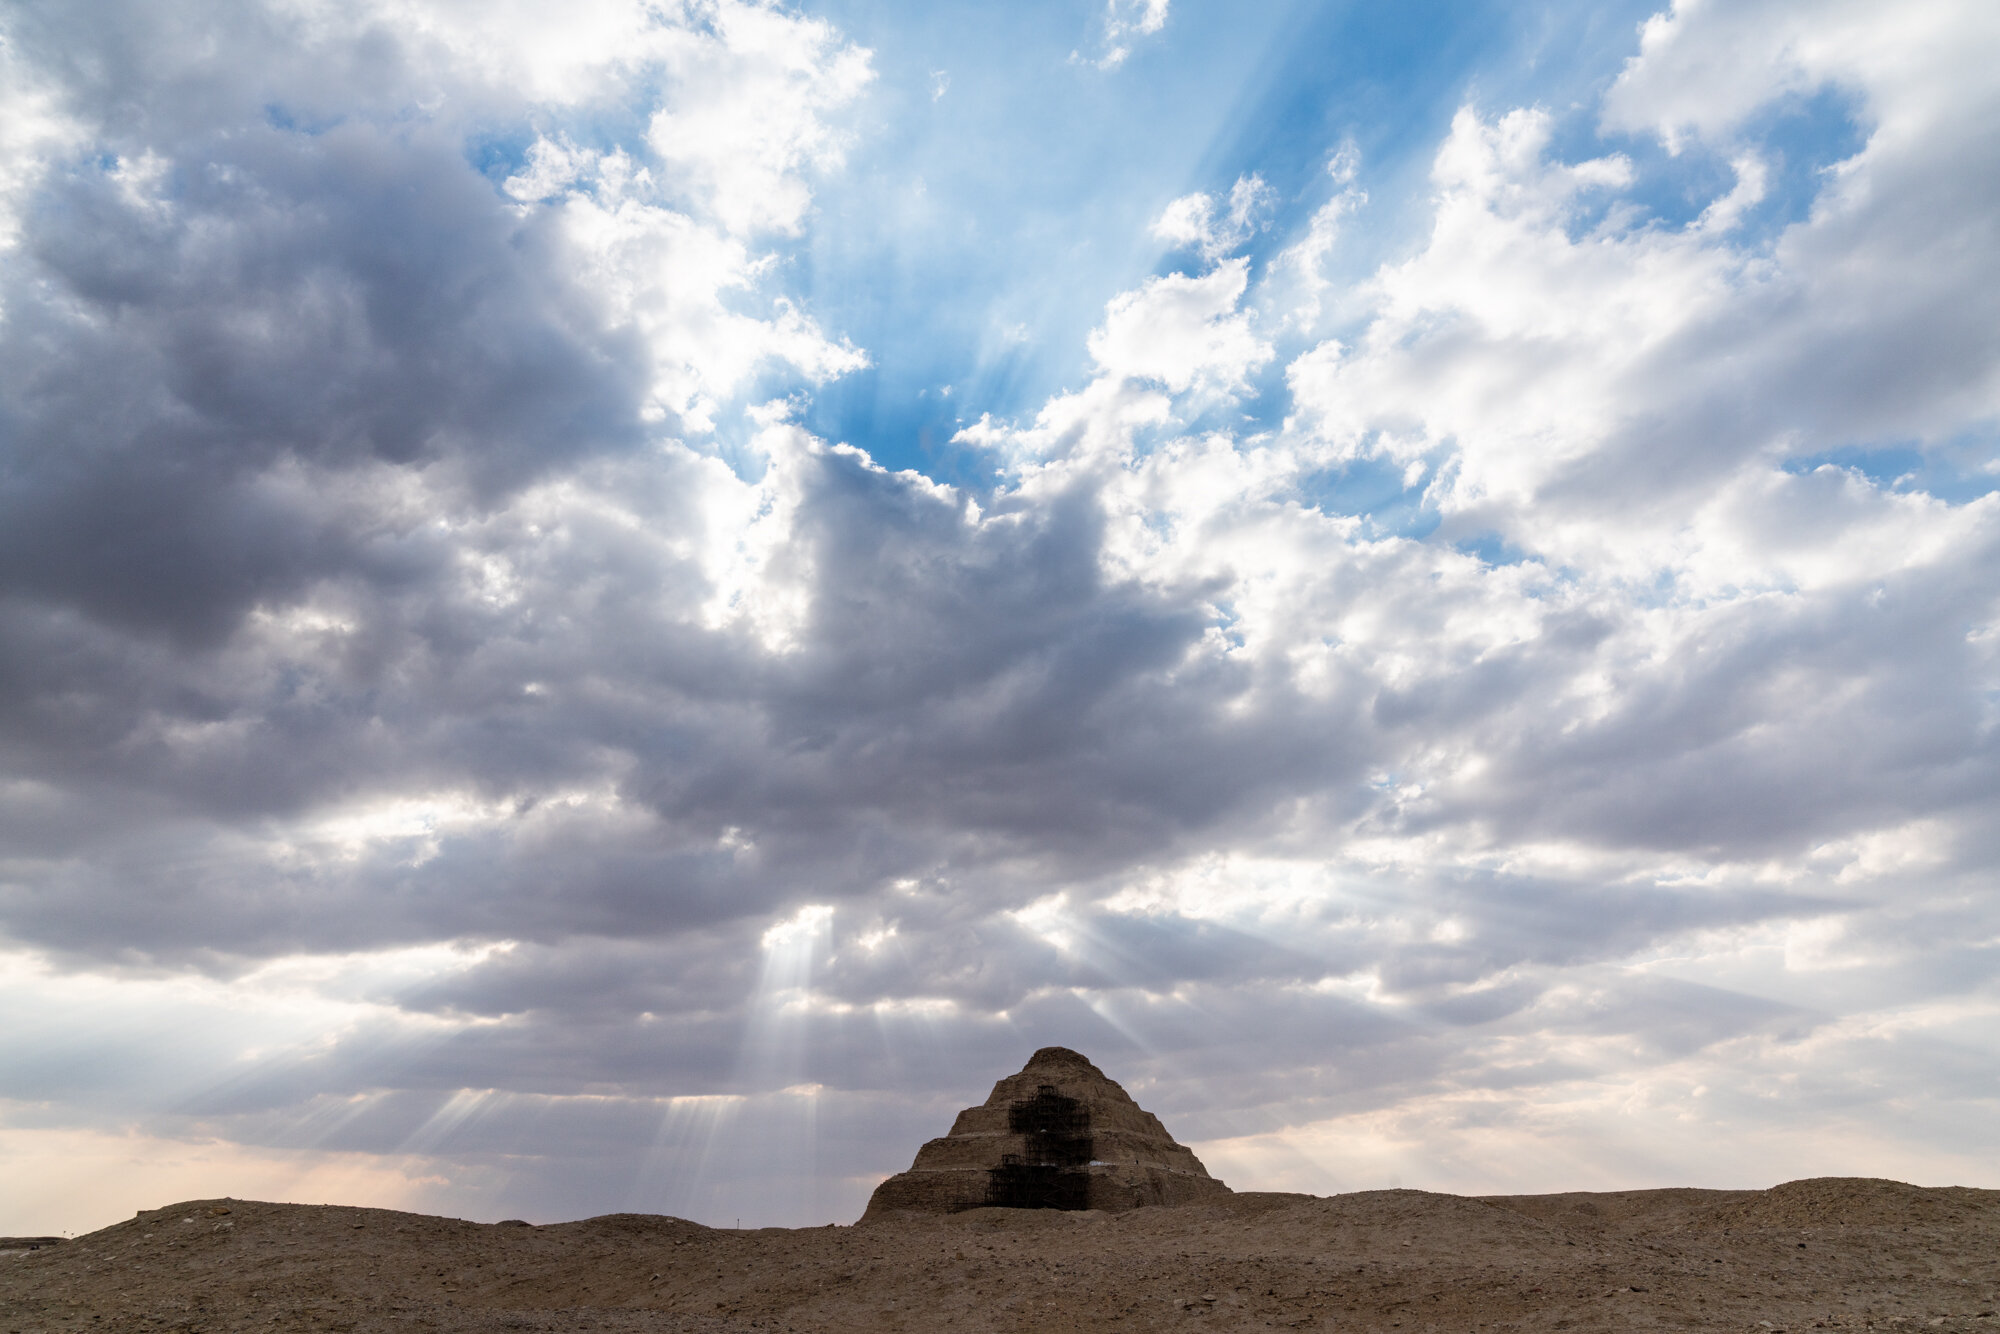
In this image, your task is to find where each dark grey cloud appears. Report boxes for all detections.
[0,121,645,645]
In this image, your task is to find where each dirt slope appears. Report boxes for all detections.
[4,1179,1997,1333]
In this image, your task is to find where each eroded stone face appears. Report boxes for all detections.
[860,1047,1231,1219]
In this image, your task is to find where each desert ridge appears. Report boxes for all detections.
[5,1177,1999,1332]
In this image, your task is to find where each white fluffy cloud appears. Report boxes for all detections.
[1152,173,1273,264]
[1090,258,1270,397]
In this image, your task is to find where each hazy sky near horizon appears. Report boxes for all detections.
[3,0,1998,1235]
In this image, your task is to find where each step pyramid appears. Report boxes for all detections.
[860,1046,1231,1218]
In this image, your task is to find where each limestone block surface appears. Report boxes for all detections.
[860,1046,1231,1220]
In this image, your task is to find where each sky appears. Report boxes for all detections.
[1,0,1997,1235]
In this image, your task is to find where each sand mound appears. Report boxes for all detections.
[1699,1176,2000,1230]
[1482,1185,1754,1230]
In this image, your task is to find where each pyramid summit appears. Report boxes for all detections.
[860,1046,1231,1219]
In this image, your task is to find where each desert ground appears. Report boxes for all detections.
[4,1178,1997,1333]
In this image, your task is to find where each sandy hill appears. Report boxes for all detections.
[5,1177,1998,1332]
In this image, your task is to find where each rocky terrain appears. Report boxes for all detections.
[4,1177,1997,1333]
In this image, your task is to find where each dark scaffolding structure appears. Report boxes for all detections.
[986,1085,1094,1210]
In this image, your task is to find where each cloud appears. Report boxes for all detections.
[0,0,870,648]
[1087,0,1171,70]
[642,1,874,237]
[0,19,87,267]
[1,0,1997,1233]
[1262,144,1365,334]
[1152,173,1274,264]
[1089,258,1271,398]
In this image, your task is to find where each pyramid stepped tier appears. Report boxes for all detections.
[860,1047,1231,1219]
